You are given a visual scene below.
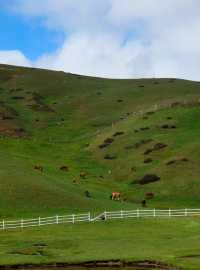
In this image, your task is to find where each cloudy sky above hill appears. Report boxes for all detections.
[0,0,200,80]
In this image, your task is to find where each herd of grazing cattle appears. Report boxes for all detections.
[33,165,154,206]
[33,113,174,207]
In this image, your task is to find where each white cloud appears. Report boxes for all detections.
[9,0,111,33]
[5,0,200,80]
[108,0,199,23]
[0,50,31,67]
[10,0,200,33]
[36,34,153,78]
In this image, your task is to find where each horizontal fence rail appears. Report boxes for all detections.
[0,213,91,230]
[1,209,200,231]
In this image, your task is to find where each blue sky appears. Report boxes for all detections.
[0,9,64,60]
[0,0,200,80]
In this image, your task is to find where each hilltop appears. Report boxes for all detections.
[0,64,200,218]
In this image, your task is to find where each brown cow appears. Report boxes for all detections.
[34,165,43,172]
[80,172,87,179]
[60,166,69,172]
[145,192,154,199]
[111,192,121,201]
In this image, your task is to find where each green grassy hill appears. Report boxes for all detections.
[0,64,200,218]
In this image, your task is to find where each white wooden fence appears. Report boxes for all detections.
[0,213,90,230]
[1,209,200,231]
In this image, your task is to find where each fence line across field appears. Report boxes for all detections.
[1,209,200,231]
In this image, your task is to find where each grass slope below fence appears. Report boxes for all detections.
[1,218,200,270]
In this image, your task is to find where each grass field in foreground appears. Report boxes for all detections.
[1,217,200,270]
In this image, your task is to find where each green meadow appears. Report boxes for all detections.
[1,218,200,270]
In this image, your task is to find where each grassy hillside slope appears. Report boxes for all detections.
[0,64,200,218]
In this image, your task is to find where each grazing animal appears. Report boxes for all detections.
[145,192,154,199]
[60,166,69,172]
[85,190,91,198]
[144,158,153,164]
[80,172,87,179]
[131,167,136,172]
[111,192,121,201]
[73,178,78,184]
[34,165,43,172]
[100,213,106,220]
[104,154,117,160]
[142,199,146,207]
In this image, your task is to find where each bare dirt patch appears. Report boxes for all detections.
[104,154,117,160]
[135,174,160,185]
[27,92,55,112]
[144,143,168,155]
[99,138,114,149]
[166,158,189,166]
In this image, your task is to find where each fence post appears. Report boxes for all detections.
[185,208,188,217]
[2,220,5,230]
[39,217,41,226]
[56,215,59,224]
[137,209,140,218]
[72,214,75,224]
[154,208,156,217]
[121,210,123,219]
[169,209,171,217]
[104,211,107,220]
[21,219,23,229]
[88,212,91,222]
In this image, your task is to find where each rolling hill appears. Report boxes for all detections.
[0,64,200,218]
